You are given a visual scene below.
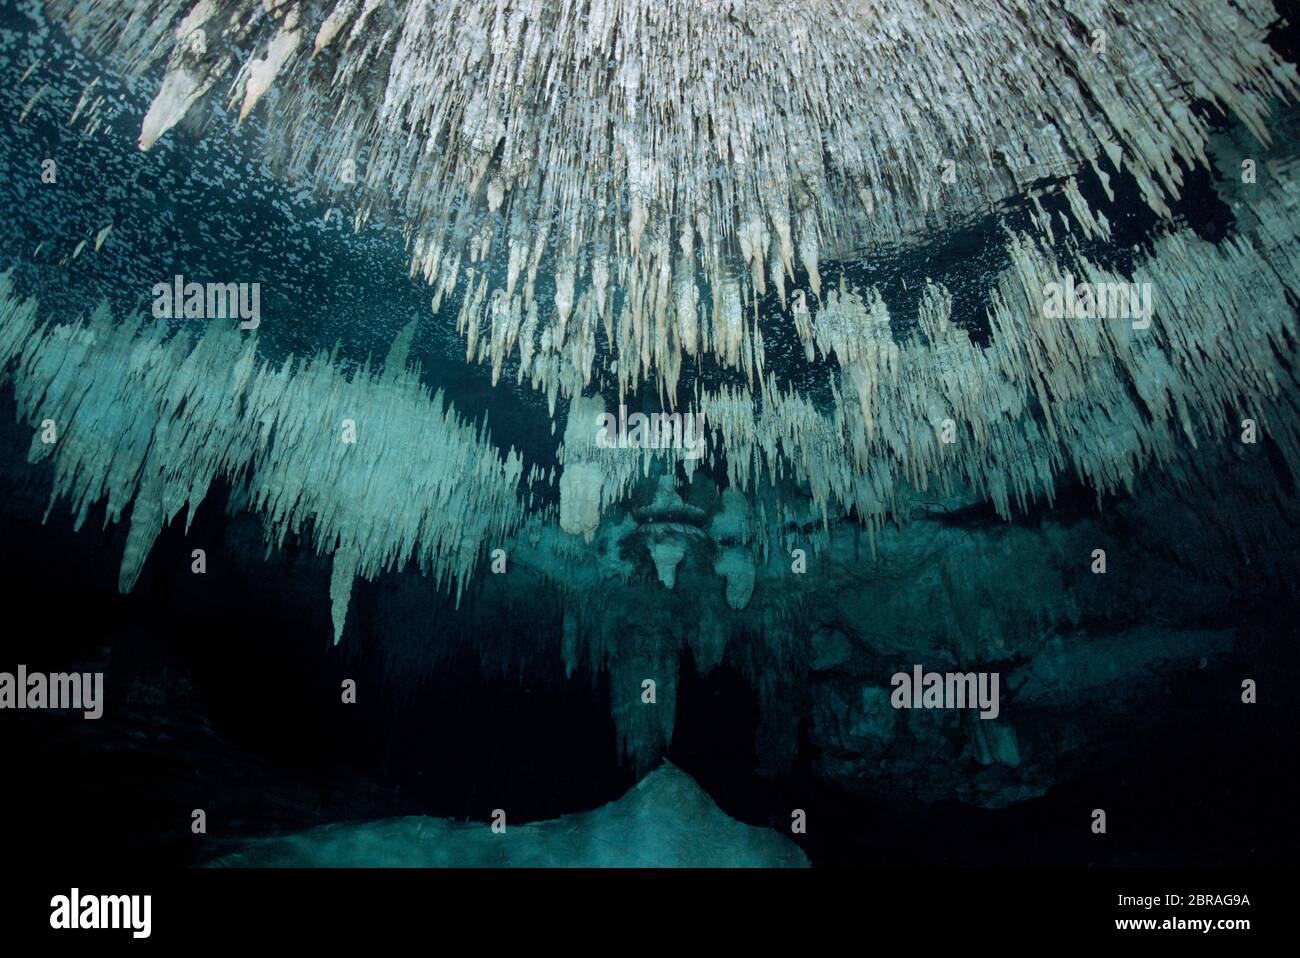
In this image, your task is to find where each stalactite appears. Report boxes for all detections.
[554,179,1300,560]
[13,3,1300,781]
[46,0,1300,407]
[0,277,527,641]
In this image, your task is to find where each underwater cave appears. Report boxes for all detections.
[0,0,1298,942]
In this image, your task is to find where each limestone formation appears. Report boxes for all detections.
[0,277,527,643]
[48,0,1300,405]
[8,1,1300,781]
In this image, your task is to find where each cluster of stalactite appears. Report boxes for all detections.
[47,0,1299,405]
[4,180,1299,769]
[525,161,1300,764]
[0,282,527,643]
[557,170,1300,564]
[12,1,1300,777]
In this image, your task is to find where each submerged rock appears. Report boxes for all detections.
[207,763,808,868]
